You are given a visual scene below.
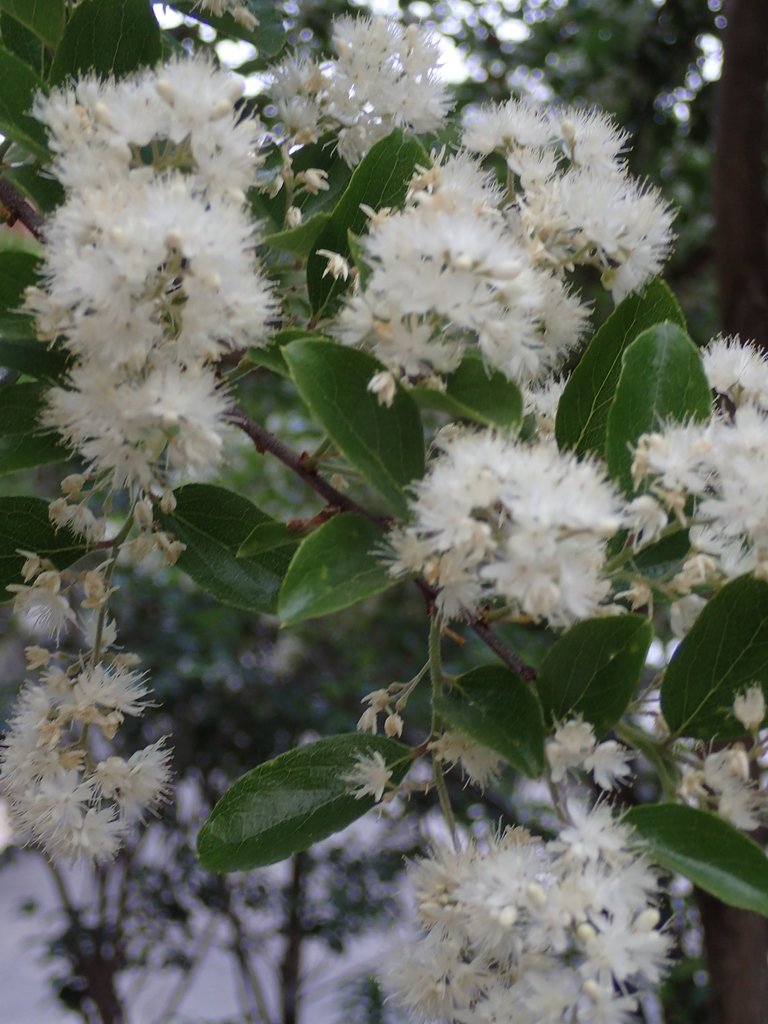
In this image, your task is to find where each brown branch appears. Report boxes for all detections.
[470,618,537,682]
[0,175,45,241]
[232,410,388,527]
[235,410,538,681]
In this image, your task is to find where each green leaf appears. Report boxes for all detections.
[605,322,711,493]
[283,339,424,516]
[537,615,652,735]
[0,338,70,382]
[51,0,162,83]
[412,352,523,430]
[661,575,768,739]
[171,0,285,57]
[307,130,428,315]
[2,164,64,213]
[0,495,85,593]
[0,46,49,159]
[627,804,768,917]
[0,0,65,46]
[555,280,685,458]
[434,665,545,776]
[237,521,298,556]
[159,484,294,614]
[197,733,411,872]
[0,382,67,474]
[263,212,332,259]
[277,513,395,625]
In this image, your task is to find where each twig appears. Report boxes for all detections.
[470,619,538,682]
[232,410,388,527]
[235,410,538,681]
[0,175,45,240]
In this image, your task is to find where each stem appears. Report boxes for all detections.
[428,617,460,851]
[232,410,388,526]
[236,412,539,681]
[90,512,135,668]
[0,175,45,240]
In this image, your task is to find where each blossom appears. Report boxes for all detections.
[267,16,450,164]
[340,750,392,802]
[388,431,622,624]
[387,807,670,1024]
[733,685,766,731]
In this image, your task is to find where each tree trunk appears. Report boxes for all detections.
[713,0,768,348]
[280,852,306,1024]
[706,3,768,1021]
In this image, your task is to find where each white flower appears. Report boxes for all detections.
[340,750,392,802]
[546,718,597,782]
[388,431,622,624]
[7,571,77,639]
[733,685,766,731]
[583,741,633,791]
[702,335,768,409]
[429,731,502,788]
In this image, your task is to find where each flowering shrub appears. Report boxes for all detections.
[0,2,767,1021]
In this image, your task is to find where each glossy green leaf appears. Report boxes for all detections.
[555,280,685,458]
[159,484,294,614]
[661,575,768,739]
[171,0,285,57]
[283,339,424,516]
[627,804,768,917]
[237,521,298,557]
[0,0,65,46]
[278,513,395,625]
[605,322,711,492]
[0,339,70,382]
[434,665,545,777]
[537,615,652,735]
[0,46,48,159]
[0,495,85,593]
[0,382,67,474]
[51,0,162,83]
[412,352,523,430]
[197,733,411,872]
[263,212,332,259]
[307,130,427,315]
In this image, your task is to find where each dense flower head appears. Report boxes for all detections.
[388,807,671,1024]
[0,646,171,862]
[462,100,675,301]
[28,54,276,494]
[388,431,623,624]
[632,370,768,582]
[267,15,451,162]
[336,151,590,386]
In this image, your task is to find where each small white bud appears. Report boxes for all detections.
[733,686,766,732]
[367,370,397,408]
[576,922,596,945]
[635,908,661,932]
[384,713,404,738]
[286,206,303,228]
[155,79,175,105]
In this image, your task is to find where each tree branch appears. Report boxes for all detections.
[234,410,538,681]
[0,175,45,241]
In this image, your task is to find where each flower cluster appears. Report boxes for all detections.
[679,687,767,832]
[546,718,632,791]
[388,430,623,624]
[462,100,675,301]
[633,338,768,585]
[267,15,450,163]
[27,55,275,495]
[335,103,672,390]
[390,806,671,1024]
[1,564,171,861]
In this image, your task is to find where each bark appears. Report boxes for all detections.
[280,852,306,1024]
[713,0,768,348]
[703,3,768,1021]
